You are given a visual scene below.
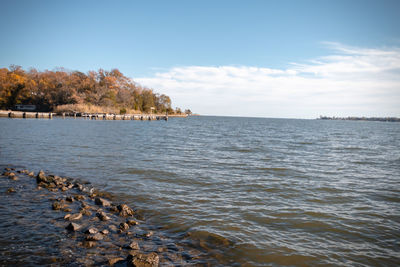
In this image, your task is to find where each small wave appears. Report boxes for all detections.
[257,167,288,172]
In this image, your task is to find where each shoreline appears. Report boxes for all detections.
[0,166,227,266]
[0,110,188,120]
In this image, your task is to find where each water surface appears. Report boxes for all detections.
[0,116,399,266]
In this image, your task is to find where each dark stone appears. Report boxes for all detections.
[95,197,111,207]
[6,187,16,193]
[66,222,81,231]
[52,201,62,210]
[36,170,48,183]
[108,257,124,266]
[127,219,139,226]
[96,211,111,221]
[86,232,103,241]
[109,225,118,232]
[82,241,97,248]
[125,241,140,250]
[128,252,159,267]
[101,229,109,235]
[109,205,119,213]
[68,213,83,221]
[80,209,92,216]
[66,196,74,202]
[74,194,86,201]
[119,222,130,231]
[118,204,135,217]
[85,227,99,234]
[145,231,154,238]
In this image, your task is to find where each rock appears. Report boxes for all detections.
[118,204,135,217]
[64,214,71,220]
[68,213,83,221]
[108,257,124,266]
[6,187,16,193]
[61,186,68,191]
[119,222,130,231]
[66,196,74,202]
[28,171,35,177]
[2,171,11,176]
[75,183,84,191]
[127,220,139,226]
[63,208,72,212]
[52,201,62,210]
[109,225,118,232]
[95,197,111,207]
[10,175,18,181]
[66,222,81,231]
[101,229,109,235]
[7,172,15,177]
[36,170,48,183]
[157,247,167,253]
[126,241,140,250]
[74,194,86,201]
[128,252,159,267]
[86,232,103,241]
[85,227,99,234]
[109,205,119,213]
[145,231,154,238]
[80,209,92,216]
[5,167,12,171]
[96,211,111,221]
[82,241,97,248]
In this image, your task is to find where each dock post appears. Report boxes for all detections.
[49,113,53,119]
[62,112,65,119]
[23,112,26,118]
[35,112,39,118]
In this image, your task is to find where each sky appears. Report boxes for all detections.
[0,0,399,118]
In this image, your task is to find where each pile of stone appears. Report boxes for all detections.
[2,167,163,266]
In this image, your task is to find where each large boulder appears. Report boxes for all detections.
[128,252,159,267]
[66,222,81,231]
[117,204,135,217]
[96,211,111,221]
[86,232,103,241]
[95,197,111,207]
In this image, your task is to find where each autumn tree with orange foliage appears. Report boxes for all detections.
[0,65,174,114]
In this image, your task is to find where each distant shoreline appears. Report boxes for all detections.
[318,116,400,122]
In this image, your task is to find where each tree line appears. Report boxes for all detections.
[0,65,188,114]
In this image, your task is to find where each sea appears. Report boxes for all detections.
[0,116,399,266]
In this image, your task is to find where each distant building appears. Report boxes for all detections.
[14,104,36,111]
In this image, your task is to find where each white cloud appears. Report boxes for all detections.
[136,43,400,118]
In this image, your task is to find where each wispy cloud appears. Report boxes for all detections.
[136,43,400,118]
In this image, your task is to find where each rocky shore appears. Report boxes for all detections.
[0,167,218,266]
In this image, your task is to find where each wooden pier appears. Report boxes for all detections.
[0,111,54,119]
[0,110,171,121]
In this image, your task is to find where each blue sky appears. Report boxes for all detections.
[1,0,400,118]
